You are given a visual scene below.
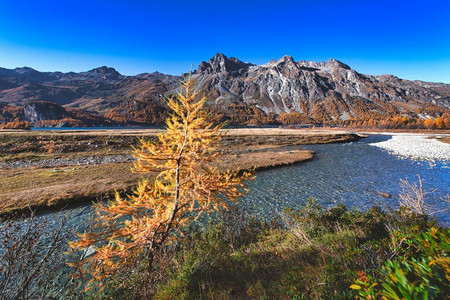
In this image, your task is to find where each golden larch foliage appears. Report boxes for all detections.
[423,118,435,129]
[69,75,254,289]
[0,121,30,129]
[434,116,444,129]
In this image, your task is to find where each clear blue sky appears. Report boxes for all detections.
[0,0,449,83]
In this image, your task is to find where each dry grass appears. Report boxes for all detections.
[218,149,314,171]
[0,128,359,162]
[0,149,314,215]
[0,163,146,214]
[0,129,358,215]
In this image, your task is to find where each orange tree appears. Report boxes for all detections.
[69,75,253,289]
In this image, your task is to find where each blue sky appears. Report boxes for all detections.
[0,0,449,83]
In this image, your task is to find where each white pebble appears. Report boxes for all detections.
[371,133,450,161]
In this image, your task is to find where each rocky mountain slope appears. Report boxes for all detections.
[193,54,449,123]
[1,54,449,126]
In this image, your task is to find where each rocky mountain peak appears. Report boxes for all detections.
[88,66,121,77]
[14,67,39,74]
[325,58,350,70]
[273,55,298,71]
[197,53,253,74]
[277,55,295,64]
[0,66,57,83]
[213,53,227,62]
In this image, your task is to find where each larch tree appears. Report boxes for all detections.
[423,117,435,129]
[434,116,444,129]
[69,75,253,289]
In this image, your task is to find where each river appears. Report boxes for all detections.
[240,134,449,224]
[32,134,449,234]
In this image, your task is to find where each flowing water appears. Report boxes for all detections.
[32,134,449,232]
[239,135,449,223]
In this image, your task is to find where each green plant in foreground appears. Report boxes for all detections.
[71,199,445,299]
[352,227,450,299]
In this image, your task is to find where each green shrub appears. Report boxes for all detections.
[80,201,444,299]
[352,227,450,299]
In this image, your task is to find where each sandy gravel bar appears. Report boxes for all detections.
[0,154,133,169]
[370,133,450,161]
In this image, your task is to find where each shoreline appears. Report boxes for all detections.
[0,130,360,217]
[369,132,450,161]
[0,150,314,219]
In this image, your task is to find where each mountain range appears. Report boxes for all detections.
[1,53,449,126]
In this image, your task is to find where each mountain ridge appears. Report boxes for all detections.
[1,54,449,126]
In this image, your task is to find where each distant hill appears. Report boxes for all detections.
[1,54,449,126]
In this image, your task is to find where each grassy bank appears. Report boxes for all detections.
[2,202,447,299]
[85,202,449,299]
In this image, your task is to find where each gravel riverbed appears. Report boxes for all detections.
[370,133,450,161]
[0,154,134,169]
